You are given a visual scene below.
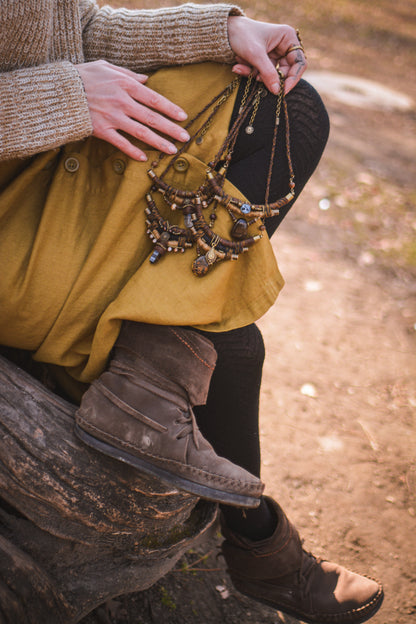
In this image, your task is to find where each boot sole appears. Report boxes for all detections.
[233,581,384,624]
[74,424,261,509]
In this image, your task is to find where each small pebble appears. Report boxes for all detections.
[215,585,230,600]
[301,383,317,398]
[319,198,331,210]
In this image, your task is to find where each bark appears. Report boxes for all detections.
[0,354,216,624]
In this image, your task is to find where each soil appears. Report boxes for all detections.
[81,2,416,623]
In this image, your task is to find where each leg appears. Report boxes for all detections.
[226,78,330,237]
[195,78,330,538]
[75,322,263,507]
[194,324,276,541]
[195,82,383,623]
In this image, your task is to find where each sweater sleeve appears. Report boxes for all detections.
[79,1,243,71]
[0,61,93,161]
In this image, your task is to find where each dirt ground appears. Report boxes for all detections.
[82,2,415,623]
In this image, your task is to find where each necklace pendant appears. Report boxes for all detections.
[205,247,217,265]
[245,125,254,135]
[231,218,248,240]
[192,255,209,277]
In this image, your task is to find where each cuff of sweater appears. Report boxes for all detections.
[190,4,244,64]
[0,62,93,161]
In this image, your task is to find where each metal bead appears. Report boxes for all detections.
[205,248,217,265]
[160,231,170,243]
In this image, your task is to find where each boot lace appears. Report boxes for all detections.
[175,408,200,449]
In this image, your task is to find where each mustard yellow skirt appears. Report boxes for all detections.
[0,63,283,386]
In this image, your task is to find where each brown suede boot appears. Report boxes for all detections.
[221,497,383,624]
[75,322,264,508]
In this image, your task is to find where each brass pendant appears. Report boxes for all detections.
[205,248,217,265]
[231,218,248,240]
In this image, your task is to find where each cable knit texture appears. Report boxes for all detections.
[0,0,242,160]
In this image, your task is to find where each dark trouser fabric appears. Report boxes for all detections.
[194,79,330,539]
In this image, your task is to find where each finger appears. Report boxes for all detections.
[117,115,183,155]
[124,98,190,144]
[128,81,188,122]
[283,49,307,93]
[231,63,261,81]
[231,63,253,77]
[251,51,283,94]
[100,128,148,161]
[108,64,149,85]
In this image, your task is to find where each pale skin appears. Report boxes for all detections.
[76,16,307,162]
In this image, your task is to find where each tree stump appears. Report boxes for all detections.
[0,354,216,624]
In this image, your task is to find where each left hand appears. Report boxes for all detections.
[227,16,307,95]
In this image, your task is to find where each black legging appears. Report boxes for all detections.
[194,79,330,538]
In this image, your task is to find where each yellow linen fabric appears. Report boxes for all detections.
[0,63,284,384]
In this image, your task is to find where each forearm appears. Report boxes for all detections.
[0,62,92,161]
[80,1,243,71]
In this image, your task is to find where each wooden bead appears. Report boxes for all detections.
[231,218,248,240]
[192,255,209,277]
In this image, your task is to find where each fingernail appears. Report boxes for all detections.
[270,82,280,95]
[180,131,190,142]
[139,154,147,162]
[167,144,178,154]
[177,111,187,121]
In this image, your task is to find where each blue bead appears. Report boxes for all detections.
[149,250,160,264]
[241,203,251,214]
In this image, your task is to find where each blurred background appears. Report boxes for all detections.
[86,2,415,623]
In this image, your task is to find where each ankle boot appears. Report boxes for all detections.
[221,497,383,624]
[75,322,264,508]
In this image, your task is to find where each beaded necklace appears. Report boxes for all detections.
[145,72,294,277]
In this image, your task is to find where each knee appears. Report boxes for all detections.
[242,323,265,368]
[286,79,330,151]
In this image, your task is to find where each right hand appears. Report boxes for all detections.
[76,60,190,161]
[228,17,307,95]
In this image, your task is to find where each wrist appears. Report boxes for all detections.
[227,14,250,56]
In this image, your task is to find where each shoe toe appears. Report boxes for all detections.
[315,561,383,622]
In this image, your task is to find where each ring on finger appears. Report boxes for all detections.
[284,43,305,56]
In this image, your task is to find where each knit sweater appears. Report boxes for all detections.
[0,1,242,161]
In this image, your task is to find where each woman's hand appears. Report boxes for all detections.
[77,60,190,161]
[227,16,307,95]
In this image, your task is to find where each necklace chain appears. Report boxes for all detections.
[144,72,295,276]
